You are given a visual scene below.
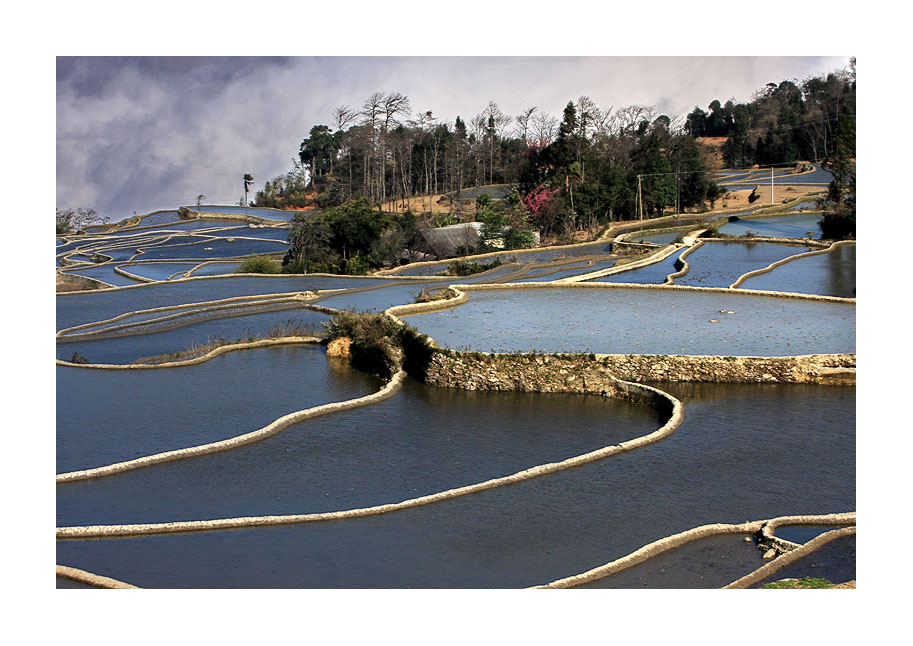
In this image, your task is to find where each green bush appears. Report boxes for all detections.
[446,258,503,276]
[237,256,281,274]
[325,312,435,380]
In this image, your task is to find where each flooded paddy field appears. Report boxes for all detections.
[56,344,380,474]
[57,382,854,588]
[576,533,765,589]
[57,196,855,589]
[133,236,287,261]
[510,259,617,282]
[716,213,823,239]
[390,241,615,276]
[675,241,813,288]
[56,377,658,526]
[61,264,145,287]
[56,307,332,364]
[116,262,203,282]
[739,243,856,298]
[587,249,685,284]
[750,534,855,587]
[403,287,855,356]
[628,230,685,245]
[186,261,243,277]
[56,275,398,331]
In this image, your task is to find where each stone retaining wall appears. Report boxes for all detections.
[425,350,856,388]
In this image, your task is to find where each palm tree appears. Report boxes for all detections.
[243,174,254,206]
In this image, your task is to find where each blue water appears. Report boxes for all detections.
[508,259,618,283]
[56,382,854,588]
[56,344,381,474]
[630,231,684,245]
[132,211,181,227]
[773,525,848,544]
[739,244,855,298]
[57,275,393,331]
[392,242,616,276]
[403,287,855,356]
[56,377,658,526]
[751,534,855,587]
[789,202,816,211]
[316,281,450,313]
[187,262,243,277]
[675,241,812,288]
[717,213,823,239]
[134,236,287,261]
[578,533,764,588]
[62,265,145,287]
[718,164,835,187]
[57,307,332,364]
[117,263,201,282]
[589,249,686,285]
[149,219,257,232]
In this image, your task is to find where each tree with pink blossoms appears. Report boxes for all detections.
[522,184,559,230]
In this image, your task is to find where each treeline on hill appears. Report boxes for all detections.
[686,58,855,168]
[257,60,855,274]
[257,94,723,227]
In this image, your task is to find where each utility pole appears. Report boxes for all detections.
[637,175,643,221]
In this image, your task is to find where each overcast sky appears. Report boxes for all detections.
[56,56,851,221]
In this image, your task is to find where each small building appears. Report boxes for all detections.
[418,222,483,259]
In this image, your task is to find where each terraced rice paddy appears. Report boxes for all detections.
[56,202,855,589]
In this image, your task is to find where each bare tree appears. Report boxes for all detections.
[379,92,411,204]
[514,106,537,145]
[360,93,384,202]
[531,111,558,147]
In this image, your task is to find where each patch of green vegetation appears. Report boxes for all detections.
[236,255,282,274]
[762,577,835,589]
[415,286,458,304]
[325,311,435,380]
[444,257,504,276]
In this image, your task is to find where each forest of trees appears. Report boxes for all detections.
[686,58,856,168]
[259,59,856,272]
[257,95,725,229]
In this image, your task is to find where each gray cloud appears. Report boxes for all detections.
[57,56,850,221]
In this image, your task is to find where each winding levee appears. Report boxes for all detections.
[723,524,857,588]
[56,376,682,538]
